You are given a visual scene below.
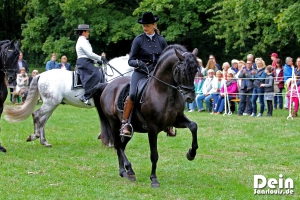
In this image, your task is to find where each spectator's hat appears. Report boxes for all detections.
[74,24,92,31]
[231,59,239,64]
[270,53,278,57]
[207,69,214,73]
[137,12,159,24]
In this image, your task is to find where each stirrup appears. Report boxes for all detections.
[120,123,134,138]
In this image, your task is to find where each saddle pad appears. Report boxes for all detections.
[117,83,130,111]
[72,71,83,89]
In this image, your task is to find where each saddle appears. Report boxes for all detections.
[72,71,83,89]
[117,77,150,111]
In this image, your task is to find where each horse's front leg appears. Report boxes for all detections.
[26,111,40,142]
[174,115,198,160]
[147,130,160,187]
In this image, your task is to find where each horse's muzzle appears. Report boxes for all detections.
[184,92,196,103]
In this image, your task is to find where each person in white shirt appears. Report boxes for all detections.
[195,69,215,112]
[74,24,106,105]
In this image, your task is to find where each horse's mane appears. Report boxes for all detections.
[156,44,187,67]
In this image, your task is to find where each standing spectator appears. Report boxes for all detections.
[58,55,71,70]
[247,54,257,69]
[283,57,294,109]
[294,57,300,86]
[209,54,221,70]
[214,72,238,114]
[196,69,215,112]
[273,58,284,109]
[270,53,278,68]
[45,53,59,71]
[251,58,267,117]
[17,52,29,74]
[196,58,205,75]
[286,77,300,117]
[222,62,230,80]
[230,59,239,74]
[203,57,218,77]
[261,65,275,116]
[237,60,255,116]
[235,60,246,92]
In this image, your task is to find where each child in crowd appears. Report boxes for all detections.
[260,65,274,117]
[286,76,300,117]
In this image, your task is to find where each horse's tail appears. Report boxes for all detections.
[92,82,115,147]
[4,75,40,123]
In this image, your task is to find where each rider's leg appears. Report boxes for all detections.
[121,96,134,135]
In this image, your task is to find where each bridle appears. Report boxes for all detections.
[149,52,195,95]
[0,45,18,77]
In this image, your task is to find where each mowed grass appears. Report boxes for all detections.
[0,102,299,200]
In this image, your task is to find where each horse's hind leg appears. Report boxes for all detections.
[115,134,135,181]
[26,111,40,142]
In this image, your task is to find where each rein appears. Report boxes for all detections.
[141,53,195,95]
[104,61,134,82]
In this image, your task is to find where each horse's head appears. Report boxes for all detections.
[0,40,20,83]
[173,48,198,103]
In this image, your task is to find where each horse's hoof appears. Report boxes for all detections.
[127,174,136,181]
[151,180,160,188]
[42,142,52,147]
[26,136,32,142]
[186,150,195,161]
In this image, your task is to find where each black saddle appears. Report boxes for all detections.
[72,71,83,89]
[117,78,150,111]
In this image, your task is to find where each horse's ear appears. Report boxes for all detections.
[9,40,15,50]
[192,48,198,56]
[15,39,21,50]
[175,49,184,61]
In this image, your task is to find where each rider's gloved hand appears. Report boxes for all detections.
[138,60,148,72]
[101,56,108,63]
[97,60,103,65]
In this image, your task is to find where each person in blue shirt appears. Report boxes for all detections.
[283,57,294,109]
[58,55,71,70]
[45,53,59,71]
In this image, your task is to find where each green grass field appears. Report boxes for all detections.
[0,102,299,200]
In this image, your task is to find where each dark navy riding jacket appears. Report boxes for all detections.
[128,33,168,73]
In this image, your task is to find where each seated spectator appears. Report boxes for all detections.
[237,60,255,116]
[212,70,225,113]
[29,69,39,85]
[251,58,266,117]
[14,67,29,104]
[230,59,239,74]
[58,55,71,70]
[187,72,204,112]
[196,69,215,112]
[286,76,300,117]
[45,53,59,71]
[214,72,238,114]
[274,58,284,109]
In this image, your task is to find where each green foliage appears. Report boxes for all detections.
[206,0,300,57]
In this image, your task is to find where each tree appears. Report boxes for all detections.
[206,0,300,60]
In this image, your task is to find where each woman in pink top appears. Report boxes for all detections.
[214,72,238,114]
[286,78,300,117]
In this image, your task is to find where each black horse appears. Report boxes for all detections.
[0,40,21,152]
[94,44,199,187]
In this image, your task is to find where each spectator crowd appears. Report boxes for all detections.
[187,53,300,117]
